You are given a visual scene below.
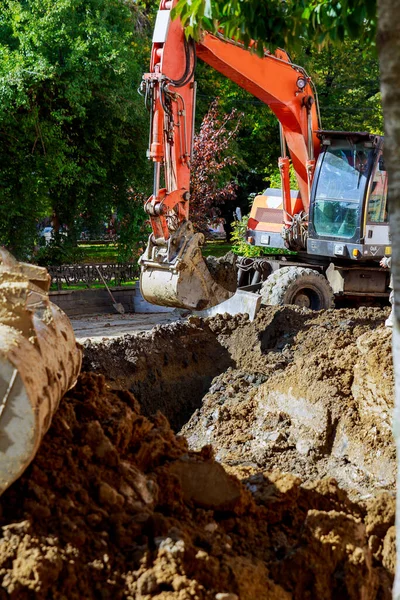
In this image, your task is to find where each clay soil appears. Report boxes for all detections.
[0,305,396,599]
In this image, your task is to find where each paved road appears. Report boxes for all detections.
[70,312,183,344]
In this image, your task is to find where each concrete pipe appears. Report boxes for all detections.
[0,249,82,495]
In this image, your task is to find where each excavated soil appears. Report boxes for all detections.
[83,322,233,431]
[0,305,396,598]
[0,373,395,599]
[83,305,394,498]
[183,307,395,498]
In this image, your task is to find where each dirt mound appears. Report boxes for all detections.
[0,373,394,599]
[182,306,394,498]
[82,305,393,498]
[205,251,237,293]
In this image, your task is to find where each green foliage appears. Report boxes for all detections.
[264,164,297,189]
[0,0,152,260]
[116,191,151,264]
[230,214,297,256]
[172,0,377,53]
[230,215,265,257]
[296,41,382,134]
[35,235,85,266]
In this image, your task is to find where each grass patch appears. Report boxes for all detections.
[203,241,232,257]
[78,243,119,263]
[50,279,138,292]
[77,240,232,263]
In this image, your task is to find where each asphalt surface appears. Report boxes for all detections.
[70,312,183,344]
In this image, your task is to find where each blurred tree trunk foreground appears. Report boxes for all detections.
[377,0,400,595]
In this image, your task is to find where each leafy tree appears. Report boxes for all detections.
[35,236,85,267]
[230,215,264,257]
[0,0,152,260]
[172,0,377,52]
[190,100,241,233]
[116,190,150,264]
[297,40,382,133]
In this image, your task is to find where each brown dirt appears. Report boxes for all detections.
[0,304,395,598]
[0,373,394,599]
[205,252,237,293]
[183,306,395,498]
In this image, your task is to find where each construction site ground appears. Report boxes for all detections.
[70,312,183,343]
[0,304,395,599]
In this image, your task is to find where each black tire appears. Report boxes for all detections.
[260,266,335,310]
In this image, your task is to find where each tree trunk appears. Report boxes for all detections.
[377,1,400,596]
[51,208,60,235]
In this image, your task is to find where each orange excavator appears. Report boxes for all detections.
[139,0,391,311]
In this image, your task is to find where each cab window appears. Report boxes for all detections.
[367,154,388,223]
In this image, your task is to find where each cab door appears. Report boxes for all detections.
[363,152,390,257]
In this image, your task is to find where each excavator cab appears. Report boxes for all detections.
[307,131,390,261]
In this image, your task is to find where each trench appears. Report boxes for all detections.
[82,305,395,498]
[82,320,234,431]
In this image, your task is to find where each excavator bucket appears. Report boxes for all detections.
[139,221,236,311]
[0,249,82,496]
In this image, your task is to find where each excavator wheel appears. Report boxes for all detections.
[260,266,335,310]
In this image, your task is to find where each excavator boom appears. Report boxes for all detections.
[139,2,237,309]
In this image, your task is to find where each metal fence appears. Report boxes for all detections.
[48,263,139,290]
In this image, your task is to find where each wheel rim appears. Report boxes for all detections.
[291,287,323,310]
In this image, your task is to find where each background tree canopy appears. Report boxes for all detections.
[0,0,383,261]
[0,0,152,259]
[172,0,377,52]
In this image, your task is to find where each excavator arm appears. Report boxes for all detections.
[139,0,320,309]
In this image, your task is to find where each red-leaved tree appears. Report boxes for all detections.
[189,100,242,233]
